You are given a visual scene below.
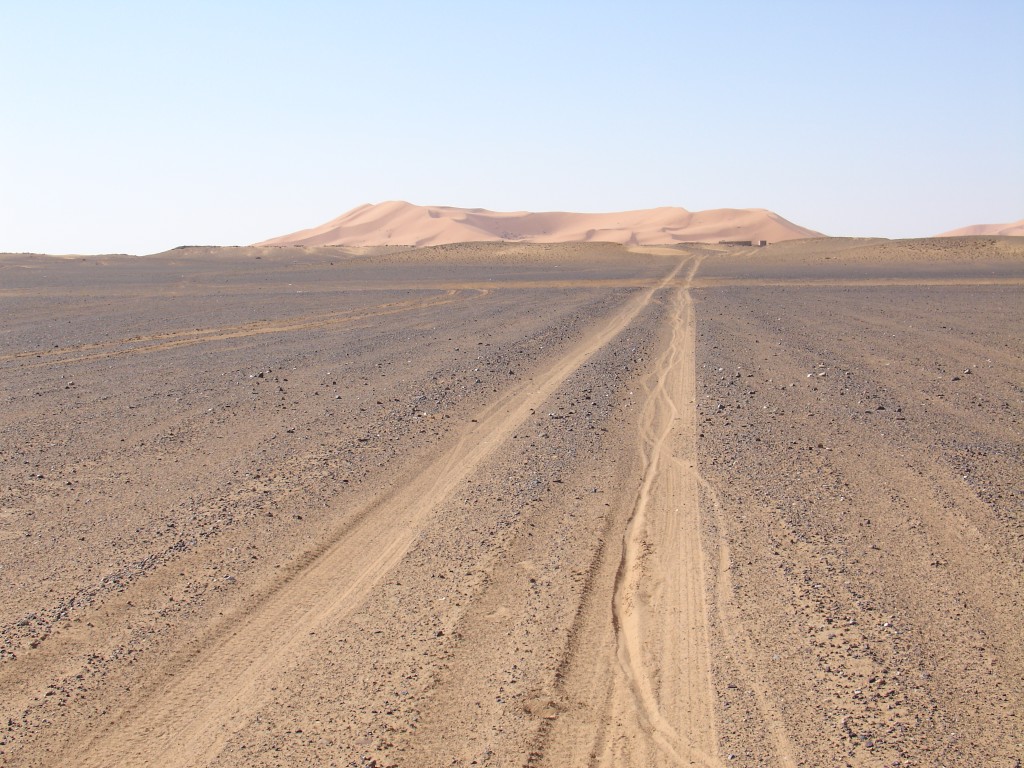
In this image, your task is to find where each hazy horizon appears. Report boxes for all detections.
[2,1,1022,255]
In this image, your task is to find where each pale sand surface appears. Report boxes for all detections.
[936,219,1024,237]
[0,238,1021,767]
[256,201,822,248]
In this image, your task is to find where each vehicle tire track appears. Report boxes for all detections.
[59,263,684,768]
[2,289,480,367]
[603,259,723,767]
[531,257,723,767]
[695,475,800,767]
[519,256,804,768]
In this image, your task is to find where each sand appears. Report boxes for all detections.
[936,219,1024,237]
[1,237,1022,767]
[255,201,823,248]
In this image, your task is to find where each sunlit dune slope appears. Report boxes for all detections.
[256,201,823,247]
[936,219,1024,237]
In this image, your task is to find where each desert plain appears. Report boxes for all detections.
[0,236,1022,767]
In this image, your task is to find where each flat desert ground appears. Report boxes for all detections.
[1,237,1021,767]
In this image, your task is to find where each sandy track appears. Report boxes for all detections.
[605,266,720,766]
[698,479,800,767]
[0,289,483,367]
[530,259,724,767]
[1,238,1021,767]
[42,260,685,767]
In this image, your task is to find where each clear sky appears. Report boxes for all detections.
[2,1,1022,254]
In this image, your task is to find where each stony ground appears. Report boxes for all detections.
[0,237,1021,767]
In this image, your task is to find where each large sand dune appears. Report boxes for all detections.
[936,218,1024,237]
[256,200,822,247]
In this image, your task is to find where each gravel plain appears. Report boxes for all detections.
[0,237,1021,767]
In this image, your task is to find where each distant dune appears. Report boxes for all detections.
[936,219,1024,237]
[256,201,823,248]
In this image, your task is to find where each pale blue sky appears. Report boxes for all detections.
[2,1,1022,254]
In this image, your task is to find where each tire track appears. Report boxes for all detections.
[60,263,684,768]
[603,259,723,766]
[696,475,800,767]
[533,257,722,767]
[2,289,481,367]
[693,277,1024,289]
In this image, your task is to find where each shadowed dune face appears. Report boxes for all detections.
[255,201,823,248]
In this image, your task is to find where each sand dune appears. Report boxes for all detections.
[936,219,1024,237]
[256,201,822,247]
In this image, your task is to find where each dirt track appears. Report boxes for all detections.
[1,238,1021,766]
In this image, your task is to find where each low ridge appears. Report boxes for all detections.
[935,219,1024,237]
[256,201,822,247]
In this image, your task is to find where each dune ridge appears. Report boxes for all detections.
[936,219,1024,237]
[256,201,822,247]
